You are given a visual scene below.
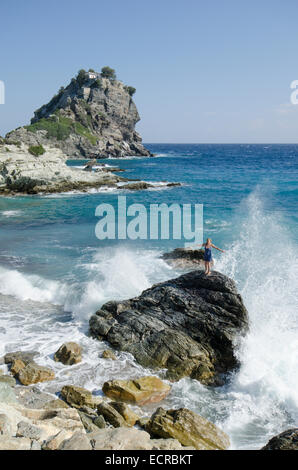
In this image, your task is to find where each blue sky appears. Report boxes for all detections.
[1,0,298,142]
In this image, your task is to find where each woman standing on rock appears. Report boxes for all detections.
[201,238,225,275]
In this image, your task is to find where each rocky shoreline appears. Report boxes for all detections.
[0,347,229,450]
[0,268,293,450]
[0,144,180,196]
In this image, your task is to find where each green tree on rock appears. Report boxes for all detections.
[125,86,136,96]
[101,66,116,80]
[76,69,87,86]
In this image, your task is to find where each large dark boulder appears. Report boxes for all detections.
[161,247,205,269]
[89,270,249,386]
[261,429,298,450]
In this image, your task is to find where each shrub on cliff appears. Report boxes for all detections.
[26,114,97,145]
[91,78,102,89]
[101,66,116,80]
[6,176,44,192]
[28,145,45,156]
[124,86,136,97]
[76,69,87,86]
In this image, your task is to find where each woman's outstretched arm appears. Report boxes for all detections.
[211,244,225,252]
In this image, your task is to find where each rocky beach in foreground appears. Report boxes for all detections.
[0,268,294,450]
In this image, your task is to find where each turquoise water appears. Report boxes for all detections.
[0,144,297,449]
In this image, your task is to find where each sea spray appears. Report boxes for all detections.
[215,190,298,448]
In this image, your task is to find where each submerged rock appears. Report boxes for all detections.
[102,376,171,405]
[261,428,298,450]
[54,342,82,365]
[145,407,230,450]
[90,270,249,386]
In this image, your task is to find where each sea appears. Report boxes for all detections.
[0,143,297,450]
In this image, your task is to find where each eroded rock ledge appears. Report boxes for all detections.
[89,270,249,386]
[0,144,178,195]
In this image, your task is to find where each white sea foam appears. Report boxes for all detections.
[1,210,22,217]
[215,190,298,448]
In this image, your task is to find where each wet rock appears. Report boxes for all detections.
[161,247,205,269]
[59,431,92,450]
[61,385,101,409]
[121,182,153,190]
[17,363,55,386]
[102,376,171,405]
[54,342,82,365]
[109,402,140,426]
[90,270,248,386]
[145,407,230,450]
[102,349,116,360]
[261,428,298,450]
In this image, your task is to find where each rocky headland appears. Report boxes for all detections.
[0,143,177,195]
[4,67,151,159]
[90,270,249,386]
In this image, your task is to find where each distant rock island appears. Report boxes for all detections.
[5,67,151,159]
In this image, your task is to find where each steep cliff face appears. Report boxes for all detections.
[5,70,151,159]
